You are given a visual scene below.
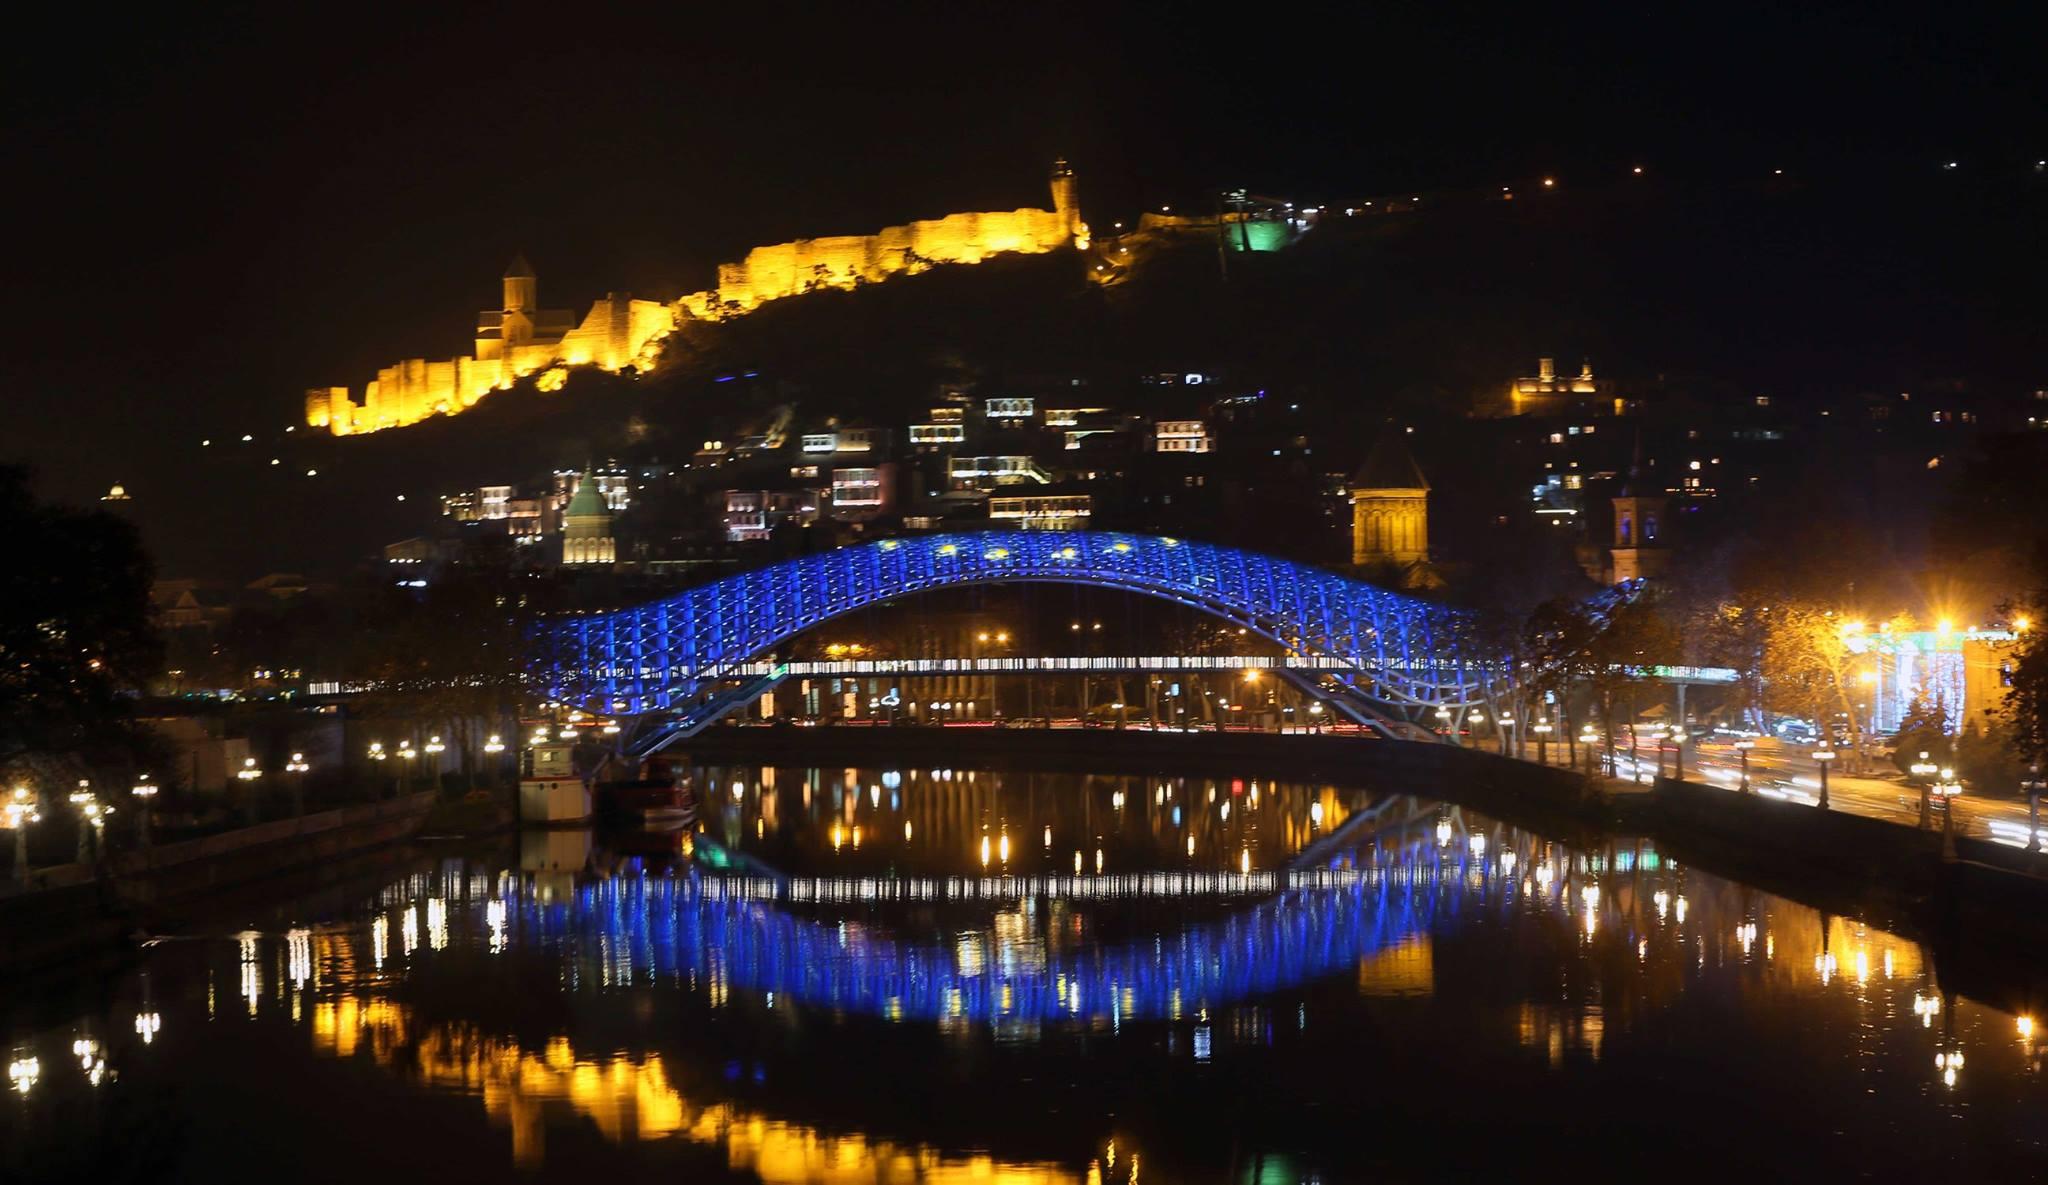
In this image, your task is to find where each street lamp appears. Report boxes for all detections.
[397,742,418,793]
[131,774,159,848]
[1533,718,1553,765]
[68,781,95,862]
[1579,724,1600,775]
[82,800,111,862]
[236,757,264,825]
[3,787,40,886]
[2024,764,2045,853]
[1910,751,1939,830]
[483,734,506,754]
[1308,701,1324,735]
[1935,766,1964,856]
[1670,728,1690,780]
[284,752,310,817]
[1813,747,1835,810]
[1434,706,1454,744]
[1734,739,1755,793]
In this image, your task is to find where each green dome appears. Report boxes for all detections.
[565,471,609,519]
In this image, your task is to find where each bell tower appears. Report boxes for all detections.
[1609,440,1669,583]
[1349,428,1431,575]
[1049,158,1082,245]
[503,253,537,315]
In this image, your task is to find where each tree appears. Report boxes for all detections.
[2006,570,2048,771]
[0,466,163,781]
[1957,717,2023,793]
[342,566,541,795]
[1761,604,1876,769]
[1890,690,1949,779]
[1522,598,1603,764]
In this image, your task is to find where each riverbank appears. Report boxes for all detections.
[0,792,440,974]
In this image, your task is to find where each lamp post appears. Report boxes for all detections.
[131,774,159,849]
[1629,725,1642,783]
[236,757,264,824]
[68,781,94,863]
[87,800,111,860]
[483,733,506,788]
[1307,701,1324,735]
[1734,739,1755,793]
[4,787,39,887]
[397,741,418,794]
[1813,747,1835,810]
[1435,706,1454,745]
[1670,728,1689,781]
[2025,764,2045,853]
[423,735,445,794]
[1579,724,1599,775]
[284,752,310,817]
[1468,710,1487,752]
[1935,766,1964,858]
[1534,719,1553,766]
[1910,752,1939,830]
[367,741,389,801]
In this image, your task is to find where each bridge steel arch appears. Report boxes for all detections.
[533,530,1499,722]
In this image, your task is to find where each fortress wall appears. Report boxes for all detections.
[313,171,1079,435]
[709,205,1074,314]
[625,299,675,367]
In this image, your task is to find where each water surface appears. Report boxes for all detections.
[4,765,2045,1182]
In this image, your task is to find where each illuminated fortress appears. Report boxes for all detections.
[309,161,1087,436]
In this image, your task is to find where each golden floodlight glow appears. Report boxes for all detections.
[310,162,1088,437]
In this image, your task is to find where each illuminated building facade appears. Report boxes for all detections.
[1507,356,1622,416]
[988,493,1092,529]
[1851,627,2018,734]
[1349,431,1429,570]
[1153,420,1213,453]
[560,471,616,566]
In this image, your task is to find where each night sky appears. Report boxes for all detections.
[2,3,2042,570]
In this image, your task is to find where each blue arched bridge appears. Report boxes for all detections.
[533,531,1500,740]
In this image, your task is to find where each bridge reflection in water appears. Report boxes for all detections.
[260,785,2022,1181]
[529,859,1472,1026]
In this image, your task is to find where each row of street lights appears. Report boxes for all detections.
[3,729,523,884]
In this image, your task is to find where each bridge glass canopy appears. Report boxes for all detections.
[534,531,1494,719]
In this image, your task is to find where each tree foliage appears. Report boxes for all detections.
[1890,691,1949,779]
[2004,560,2048,769]
[0,465,163,774]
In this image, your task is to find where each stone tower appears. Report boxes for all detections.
[503,253,538,315]
[1049,158,1081,244]
[1609,444,1669,583]
[561,469,616,566]
[500,254,539,350]
[1350,429,1430,569]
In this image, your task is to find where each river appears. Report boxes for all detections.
[3,764,2045,1181]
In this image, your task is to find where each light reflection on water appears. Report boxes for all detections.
[4,766,2047,1182]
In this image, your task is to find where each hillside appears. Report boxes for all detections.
[126,171,2048,580]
